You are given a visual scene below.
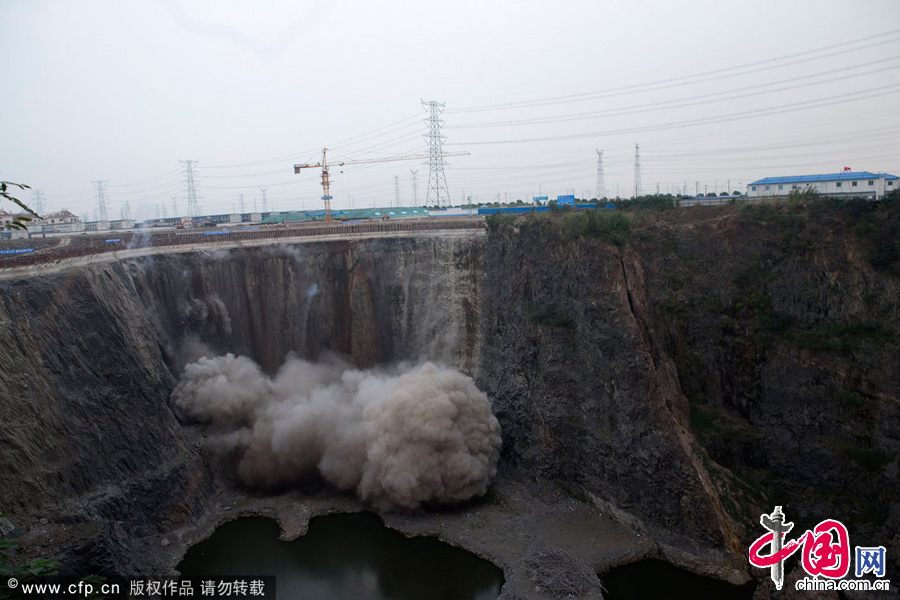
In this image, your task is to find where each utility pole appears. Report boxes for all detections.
[180,159,200,217]
[423,99,451,207]
[595,149,606,200]
[410,169,419,204]
[92,180,109,221]
[633,144,642,199]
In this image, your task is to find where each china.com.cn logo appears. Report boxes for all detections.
[748,506,887,591]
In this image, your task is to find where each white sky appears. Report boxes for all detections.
[1,0,899,221]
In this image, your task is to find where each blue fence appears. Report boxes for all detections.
[202,230,232,236]
[0,248,34,255]
[105,239,122,243]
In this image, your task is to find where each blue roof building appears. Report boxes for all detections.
[747,171,898,200]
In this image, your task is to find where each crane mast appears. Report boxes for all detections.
[293,147,469,223]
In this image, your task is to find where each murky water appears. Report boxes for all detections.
[177,512,504,600]
[601,558,756,599]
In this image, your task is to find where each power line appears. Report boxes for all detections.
[449,82,900,146]
[448,28,900,114]
[447,57,900,130]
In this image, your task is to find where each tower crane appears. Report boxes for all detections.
[293,148,470,223]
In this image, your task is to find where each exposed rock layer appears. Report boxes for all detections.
[1,206,897,579]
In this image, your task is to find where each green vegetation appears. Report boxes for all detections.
[612,194,676,211]
[528,302,575,328]
[805,188,900,273]
[559,210,631,246]
[486,207,632,246]
[484,212,517,230]
[756,313,893,354]
[0,181,40,230]
[0,516,61,599]
[840,444,893,472]
[834,390,868,410]
[787,186,820,202]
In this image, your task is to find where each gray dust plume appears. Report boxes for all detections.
[171,353,502,509]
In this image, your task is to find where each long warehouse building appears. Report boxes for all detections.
[747,170,897,200]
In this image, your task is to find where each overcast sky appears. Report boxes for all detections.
[2,0,899,221]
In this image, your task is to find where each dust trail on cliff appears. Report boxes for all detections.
[171,353,502,509]
[301,283,319,342]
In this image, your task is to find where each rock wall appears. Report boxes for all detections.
[478,204,899,574]
[2,204,897,577]
[476,220,741,561]
[0,234,483,573]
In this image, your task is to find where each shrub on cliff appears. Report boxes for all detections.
[613,194,675,211]
[527,302,575,328]
[560,210,630,246]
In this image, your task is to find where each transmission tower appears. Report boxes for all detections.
[171,196,178,217]
[92,180,109,221]
[31,190,45,215]
[180,159,201,217]
[239,193,245,214]
[595,150,606,200]
[260,188,268,213]
[422,100,451,207]
[410,169,419,204]
[633,144,642,199]
[394,175,402,207]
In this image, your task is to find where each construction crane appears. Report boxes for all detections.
[293,147,470,222]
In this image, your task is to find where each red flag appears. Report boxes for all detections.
[843,166,851,172]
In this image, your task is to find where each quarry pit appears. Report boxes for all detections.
[2,204,899,598]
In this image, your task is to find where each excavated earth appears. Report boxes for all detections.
[1,202,899,599]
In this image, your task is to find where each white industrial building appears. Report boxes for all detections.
[747,171,897,200]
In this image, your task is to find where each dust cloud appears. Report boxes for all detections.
[171,353,502,509]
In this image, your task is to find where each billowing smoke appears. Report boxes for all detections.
[171,353,502,510]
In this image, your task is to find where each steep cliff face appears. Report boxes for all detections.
[0,266,209,574]
[1,204,896,577]
[0,234,483,573]
[631,203,900,547]
[477,220,740,560]
[131,236,482,373]
[478,202,899,572]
